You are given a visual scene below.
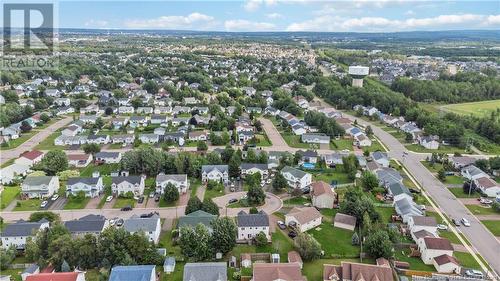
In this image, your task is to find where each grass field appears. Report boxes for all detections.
[441,100,500,118]
[466,204,498,215]
[113,198,136,208]
[0,186,20,209]
[64,196,90,210]
[481,220,500,236]
[13,199,41,211]
[394,248,436,272]
[0,131,37,151]
[308,224,360,258]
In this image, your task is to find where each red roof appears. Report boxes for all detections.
[26,272,79,281]
[21,150,44,160]
[67,154,90,161]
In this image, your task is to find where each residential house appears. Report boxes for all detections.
[111,134,135,144]
[183,262,227,281]
[420,135,440,150]
[237,210,270,241]
[238,131,254,144]
[201,165,229,183]
[188,130,209,141]
[333,213,357,231]
[311,181,335,209]
[66,177,103,198]
[15,150,44,167]
[150,115,168,125]
[95,152,122,164]
[178,210,217,233]
[461,165,488,181]
[376,168,403,187]
[87,134,110,145]
[109,265,156,281]
[21,176,59,199]
[1,219,50,249]
[1,163,30,184]
[323,261,393,281]
[129,116,148,127]
[123,214,161,243]
[252,263,305,281]
[111,176,145,196]
[322,152,349,167]
[292,123,307,135]
[137,107,153,115]
[432,254,461,274]
[281,166,312,189]
[450,156,476,170]
[419,237,454,265]
[298,150,319,165]
[67,154,92,168]
[80,115,97,124]
[61,124,83,136]
[355,134,372,147]
[285,207,322,232]
[139,133,159,144]
[408,216,438,240]
[156,174,189,194]
[240,163,269,178]
[372,151,390,167]
[387,182,412,202]
[242,87,256,97]
[288,251,303,269]
[64,214,108,236]
[301,133,330,144]
[394,197,423,223]
[474,176,500,198]
[25,272,86,281]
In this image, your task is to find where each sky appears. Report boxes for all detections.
[32,0,500,32]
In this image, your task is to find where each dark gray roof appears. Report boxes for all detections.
[22,176,54,186]
[388,182,411,197]
[112,176,142,185]
[67,177,100,186]
[183,262,227,281]
[156,174,187,183]
[372,151,388,161]
[201,165,228,174]
[298,150,318,157]
[240,163,268,171]
[96,151,120,158]
[88,134,108,140]
[281,166,308,179]
[1,219,46,236]
[237,211,269,227]
[123,216,160,232]
[64,217,106,233]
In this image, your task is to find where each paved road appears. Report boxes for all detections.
[258,117,289,151]
[213,191,282,217]
[0,116,73,165]
[339,108,500,277]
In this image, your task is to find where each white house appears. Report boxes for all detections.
[240,163,269,178]
[420,136,440,150]
[111,176,145,196]
[67,154,93,168]
[474,176,500,198]
[201,165,229,183]
[311,181,335,209]
[432,254,461,274]
[123,215,161,244]
[461,165,488,181]
[301,133,330,144]
[408,216,438,238]
[237,210,270,241]
[21,176,59,199]
[15,150,44,167]
[95,152,122,164]
[419,237,454,265]
[355,134,372,147]
[1,219,50,249]
[66,177,103,198]
[372,151,390,167]
[285,207,322,232]
[281,166,312,190]
[156,174,189,194]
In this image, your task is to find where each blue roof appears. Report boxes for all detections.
[109,265,155,281]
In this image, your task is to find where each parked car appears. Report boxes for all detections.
[461,218,471,227]
[40,201,48,208]
[288,221,297,228]
[288,231,297,238]
[452,218,460,226]
[51,194,59,201]
[106,195,113,202]
[121,205,133,211]
[464,269,484,279]
[409,189,421,194]
[277,221,286,230]
[155,195,160,202]
[138,196,144,204]
[479,198,493,205]
[228,198,238,204]
[149,192,155,198]
[116,219,124,226]
[437,224,448,231]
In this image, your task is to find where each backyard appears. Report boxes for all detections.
[311,167,353,185]
[0,186,20,209]
[307,223,360,258]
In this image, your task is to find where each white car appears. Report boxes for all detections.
[480,198,493,205]
[40,201,48,208]
[465,269,484,279]
[437,224,448,231]
[461,218,471,227]
[51,194,59,201]
[106,195,113,202]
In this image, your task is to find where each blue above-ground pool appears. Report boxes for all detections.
[302,163,315,169]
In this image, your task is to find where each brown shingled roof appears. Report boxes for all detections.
[424,237,453,251]
[288,251,303,265]
[21,150,44,160]
[311,181,334,197]
[476,177,498,189]
[334,213,357,227]
[253,263,306,281]
[287,207,322,225]
[434,254,460,266]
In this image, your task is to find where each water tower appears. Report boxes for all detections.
[348,66,369,87]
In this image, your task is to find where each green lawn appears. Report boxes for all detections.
[308,224,360,258]
[203,187,225,201]
[0,268,22,281]
[362,140,386,153]
[228,230,294,261]
[0,186,20,209]
[34,130,62,150]
[113,198,136,208]
[255,133,272,147]
[445,175,465,185]
[454,252,481,270]
[159,197,178,207]
[375,206,395,223]
[394,248,436,272]
[330,139,353,151]
[448,188,480,198]
[0,131,37,150]
[421,161,443,173]
[282,133,315,149]
[466,205,498,216]
[406,144,467,154]
[481,220,500,236]
[13,199,42,211]
[80,163,121,177]
[441,99,500,118]
[283,196,310,206]
[312,167,353,185]
[63,196,90,210]
[160,261,185,281]
[158,220,182,257]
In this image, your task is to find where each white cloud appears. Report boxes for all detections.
[124,13,215,29]
[267,13,283,19]
[85,19,108,28]
[224,19,276,31]
[405,10,415,16]
[287,14,500,32]
[243,0,278,11]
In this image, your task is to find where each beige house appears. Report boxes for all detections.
[419,237,454,265]
[433,254,461,274]
[285,207,322,232]
[333,213,357,231]
[311,181,335,209]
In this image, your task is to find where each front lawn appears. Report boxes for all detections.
[0,131,37,150]
[444,175,465,185]
[394,248,436,272]
[254,133,272,147]
[362,140,386,153]
[466,205,498,216]
[34,131,62,150]
[421,161,443,173]
[283,196,310,206]
[448,188,480,198]
[454,252,481,270]
[13,199,42,211]
[159,197,178,207]
[113,198,136,208]
[481,220,500,236]
[406,144,467,154]
[308,224,360,258]
[63,196,90,210]
[282,133,314,149]
[330,139,353,151]
[0,186,20,209]
[203,187,225,201]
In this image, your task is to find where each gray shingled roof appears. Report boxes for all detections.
[237,211,269,227]
[1,219,46,236]
[240,163,268,171]
[201,165,228,174]
[112,176,142,185]
[123,216,160,233]
[178,210,216,230]
[155,174,187,183]
[22,176,54,186]
[67,177,100,186]
[64,217,106,233]
[281,166,308,179]
[183,262,227,281]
